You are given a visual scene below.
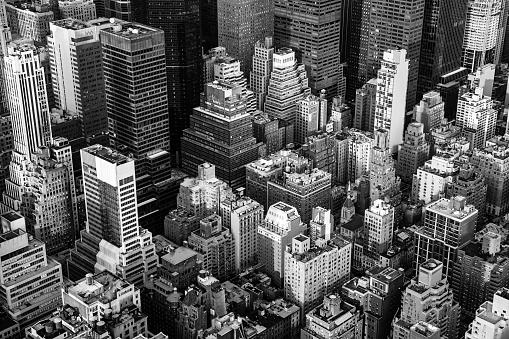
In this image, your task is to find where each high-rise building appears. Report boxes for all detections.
[374,50,409,152]
[252,113,294,156]
[0,212,63,329]
[164,208,200,246]
[354,79,377,132]
[364,200,394,256]
[471,135,509,216]
[203,47,227,83]
[397,123,430,183]
[188,214,235,281]
[301,294,363,339]
[147,0,201,164]
[217,0,273,74]
[369,129,401,204]
[413,92,445,134]
[462,0,504,72]
[220,195,264,272]
[58,0,96,21]
[367,0,424,111]
[295,93,327,145]
[395,259,459,338]
[330,96,352,131]
[257,202,307,287]
[158,244,202,291]
[68,145,158,285]
[264,48,311,124]
[48,19,110,140]
[417,0,468,97]
[412,156,458,204]
[267,168,331,224]
[274,0,341,98]
[302,133,337,183]
[465,288,509,339]
[251,37,274,110]
[5,3,53,43]
[415,196,478,278]
[0,116,12,197]
[284,235,351,322]
[308,206,334,245]
[452,231,509,319]
[456,87,497,150]
[181,81,262,189]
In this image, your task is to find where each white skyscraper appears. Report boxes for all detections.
[295,93,327,144]
[250,37,274,110]
[374,49,409,153]
[364,199,394,255]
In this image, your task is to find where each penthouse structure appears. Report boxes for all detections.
[258,202,307,287]
[415,196,478,278]
[284,235,352,321]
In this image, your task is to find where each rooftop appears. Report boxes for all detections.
[51,18,89,30]
[103,22,160,38]
[426,197,477,221]
[66,271,131,305]
[161,247,198,266]
[83,144,132,165]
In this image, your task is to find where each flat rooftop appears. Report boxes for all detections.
[51,18,89,30]
[162,247,197,266]
[67,271,131,305]
[2,211,23,222]
[103,22,161,39]
[84,144,131,165]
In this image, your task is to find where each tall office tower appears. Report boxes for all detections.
[188,214,235,281]
[48,19,109,141]
[5,4,53,43]
[245,149,310,209]
[415,196,477,278]
[301,294,363,339]
[369,129,401,204]
[395,259,459,338]
[446,164,487,224]
[258,202,307,287]
[465,288,509,339]
[284,235,352,321]
[267,168,331,224]
[374,50,409,152]
[456,87,497,150]
[330,96,352,130]
[217,0,273,75]
[353,79,377,132]
[61,271,150,338]
[471,137,509,216]
[0,117,12,197]
[417,0,468,98]
[0,212,63,329]
[274,0,341,99]
[397,123,430,183]
[220,195,264,272]
[411,156,458,204]
[344,130,374,184]
[264,48,311,124]
[203,47,227,83]
[252,113,294,156]
[452,231,509,319]
[147,0,201,164]
[176,163,234,218]
[364,199,394,256]
[100,21,178,231]
[462,0,503,72]
[68,145,158,285]
[295,93,327,145]
[413,92,445,134]
[343,266,404,339]
[181,82,262,189]
[303,133,337,183]
[58,0,96,21]
[211,56,256,114]
[251,37,274,110]
[308,206,333,245]
[367,0,424,110]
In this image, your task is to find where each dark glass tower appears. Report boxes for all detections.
[201,0,218,51]
[148,0,202,165]
[274,0,342,100]
[417,0,468,100]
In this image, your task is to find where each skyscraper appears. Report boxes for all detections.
[217,0,273,74]
[68,145,158,285]
[415,196,477,278]
[397,123,430,183]
[147,0,201,163]
[251,37,274,110]
[257,202,307,287]
[264,48,310,124]
[353,79,377,132]
[367,0,425,110]
[295,93,327,145]
[417,0,468,97]
[181,81,262,189]
[462,0,503,72]
[364,200,394,256]
[412,155,459,204]
[413,91,445,134]
[48,19,109,140]
[274,0,341,98]
[374,50,409,152]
